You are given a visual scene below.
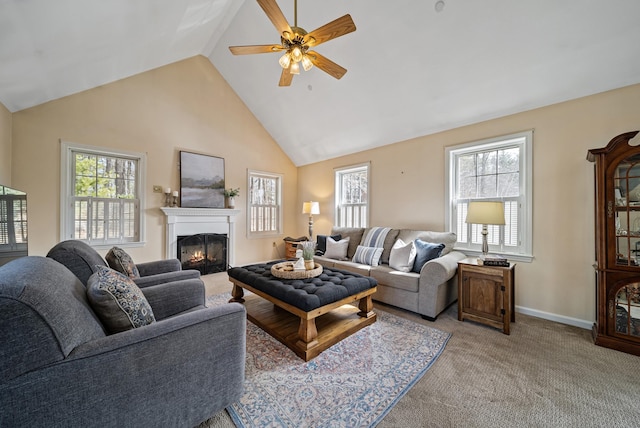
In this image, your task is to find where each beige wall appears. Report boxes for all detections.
[11,56,297,264]
[299,83,640,326]
[0,102,11,185]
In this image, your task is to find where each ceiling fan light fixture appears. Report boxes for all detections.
[279,52,292,69]
[291,46,303,63]
[301,55,313,71]
[289,62,300,74]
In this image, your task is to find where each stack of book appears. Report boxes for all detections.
[481,256,510,267]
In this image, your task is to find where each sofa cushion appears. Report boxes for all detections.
[315,234,341,256]
[87,265,155,334]
[105,246,140,278]
[389,239,417,272]
[324,237,350,260]
[352,245,383,266]
[360,227,392,249]
[396,230,457,255]
[330,227,365,259]
[370,265,420,293]
[380,229,400,265]
[412,240,445,273]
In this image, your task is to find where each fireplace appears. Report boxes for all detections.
[177,233,227,274]
[160,207,240,267]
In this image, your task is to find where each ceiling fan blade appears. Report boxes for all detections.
[304,14,356,47]
[307,51,347,80]
[229,44,284,55]
[279,67,294,86]
[257,0,294,40]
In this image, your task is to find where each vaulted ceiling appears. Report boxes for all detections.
[2,0,640,165]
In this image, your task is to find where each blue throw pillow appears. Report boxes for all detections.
[412,239,445,273]
[316,234,341,255]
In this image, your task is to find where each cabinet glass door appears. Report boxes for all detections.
[614,283,640,337]
[613,154,640,266]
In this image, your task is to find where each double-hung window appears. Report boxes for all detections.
[446,131,533,261]
[247,170,282,237]
[60,142,145,247]
[0,185,28,256]
[335,163,369,228]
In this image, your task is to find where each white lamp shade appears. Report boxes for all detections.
[302,201,320,215]
[465,201,505,225]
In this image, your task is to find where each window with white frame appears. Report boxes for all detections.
[60,142,145,246]
[247,170,282,237]
[335,163,369,228]
[446,131,533,261]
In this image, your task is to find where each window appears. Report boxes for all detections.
[0,185,27,255]
[60,142,145,247]
[446,131,533,261]
[335,163,369,228]
[247,170,282,238]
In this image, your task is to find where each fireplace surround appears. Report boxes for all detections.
[160,207,240,269]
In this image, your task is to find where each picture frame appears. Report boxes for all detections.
[179,151,225,208]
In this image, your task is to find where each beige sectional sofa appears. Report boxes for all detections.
[313,227,466,320]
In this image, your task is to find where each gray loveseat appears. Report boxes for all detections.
[0,256,246,427]
[314,227,465,320]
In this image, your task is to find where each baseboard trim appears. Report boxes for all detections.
[515,305,593,330]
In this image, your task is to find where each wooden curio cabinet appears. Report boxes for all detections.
[587,130,640,356]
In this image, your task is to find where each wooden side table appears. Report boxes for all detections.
[457,257,516,334]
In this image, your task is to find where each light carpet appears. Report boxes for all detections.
[207,293,450,428]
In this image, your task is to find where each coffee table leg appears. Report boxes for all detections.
[229,284,245,303]
[296,317,318,349]
[358,295,375,318]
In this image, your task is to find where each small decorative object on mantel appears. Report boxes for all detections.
[224,188,240,209]
[164,187,173,207]
[172,190,179,207]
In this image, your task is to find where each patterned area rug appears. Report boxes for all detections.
[207,293,451,428]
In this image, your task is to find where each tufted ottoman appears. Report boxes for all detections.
[228,260,377,361]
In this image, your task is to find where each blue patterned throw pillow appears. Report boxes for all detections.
[87,265,155,334]
[353,245,384,266]
[105,246,140,278]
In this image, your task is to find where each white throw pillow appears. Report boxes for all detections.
[389,239,417,272]
[324,237,350,260]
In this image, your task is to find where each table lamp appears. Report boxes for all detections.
[465,201,505,258]
[302,201,320,240]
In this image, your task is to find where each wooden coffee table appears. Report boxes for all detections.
[228,266,377,361]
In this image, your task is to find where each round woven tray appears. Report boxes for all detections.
[271,261,323,279]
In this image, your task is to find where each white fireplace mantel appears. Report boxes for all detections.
[160,207,240,267]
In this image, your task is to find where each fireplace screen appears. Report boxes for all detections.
[177,233,227,275]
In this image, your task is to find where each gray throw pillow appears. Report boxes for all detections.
[87,265,155,334]
[324,237,350,260]
[105,246,140,278]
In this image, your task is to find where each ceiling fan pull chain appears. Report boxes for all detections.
[294,0,297,27]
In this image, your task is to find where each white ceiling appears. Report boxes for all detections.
[2,0,640,166]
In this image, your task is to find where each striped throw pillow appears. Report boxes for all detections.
[353,245,384,266]
[361,227,391,249]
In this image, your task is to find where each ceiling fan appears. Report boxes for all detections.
[228,0,356,86]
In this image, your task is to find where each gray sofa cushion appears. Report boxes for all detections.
[47,240,108,285]
[330,227,366,259]
[370,265,420,293]
[87,266,156,334]
[380,229,400,265]
[396,230,457,255]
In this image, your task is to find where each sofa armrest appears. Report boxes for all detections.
[419,250,466,286]
[133,269,201,288]
[136,259,182,276]
[140,278,206,320]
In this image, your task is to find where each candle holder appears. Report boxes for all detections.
[164,191,172,207]
[172,195,179,207]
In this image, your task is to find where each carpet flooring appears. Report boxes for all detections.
[205,293,450,427]
[198,273,640,428]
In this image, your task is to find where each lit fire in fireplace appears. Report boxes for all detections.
[190,251,204,263]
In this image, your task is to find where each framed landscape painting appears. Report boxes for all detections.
[179,151,225,208]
